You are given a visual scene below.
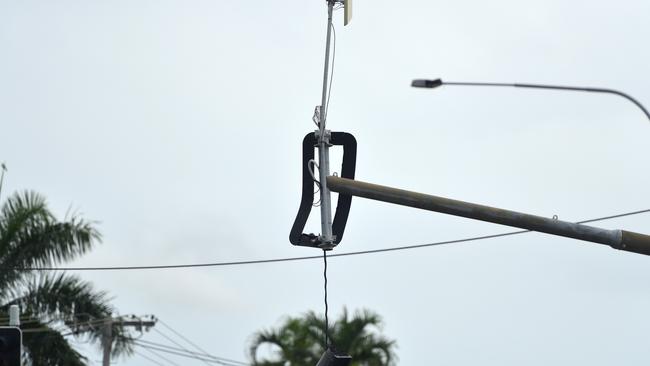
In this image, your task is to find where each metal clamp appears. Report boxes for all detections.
[290,131,357,248]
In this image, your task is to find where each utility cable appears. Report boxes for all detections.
[133,343,246,365]
[138,344,182,366]
[128,339,247,366]
[134,349,167,366]
[129,338,239,363]
[152,327,212,366]
[4,208,650,271]
[157,319,248,366]
[323,249,330,348]
[127,339,246,366]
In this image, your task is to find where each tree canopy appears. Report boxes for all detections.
[0,190,132,365]
[250,308,397,366]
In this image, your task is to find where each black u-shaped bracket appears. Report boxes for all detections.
[289,131,357,248]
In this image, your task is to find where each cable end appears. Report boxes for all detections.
[411,79,443,88]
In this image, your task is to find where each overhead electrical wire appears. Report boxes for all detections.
[131,343,246,366]
[152,327,212,366]
[134,349,167,366]
[129,339,247,366]
[130,339,225,361]
[120,319,249,366]
[138,345,182,366]
[157,319,248,366]
[4,208,649,271]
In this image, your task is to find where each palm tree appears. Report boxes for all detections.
[0,190,133,365]
[249,308,397,366]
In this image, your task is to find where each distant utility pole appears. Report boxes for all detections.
[102,315,156,366]
[102,317,111,366]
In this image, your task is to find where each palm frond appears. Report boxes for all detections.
[250,315,324,365]
[250,309,396,366]
[0,191,100,289]
[21,319,87,366]
[10,273,133,358]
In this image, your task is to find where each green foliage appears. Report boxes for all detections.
[0,190,133,365]
[250,308,397,366]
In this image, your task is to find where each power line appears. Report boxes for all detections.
[5,208,649,271]
[131,339,226,361]
[157,319,248,366]
[133,343,246,366]
[120,321,248,366]
[134,349,166,366]
[129,339,247,366]
[138,344,181,366]
[152,327,212,366]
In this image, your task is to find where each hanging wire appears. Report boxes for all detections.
[323,249,330,349]
[309,159,322,207]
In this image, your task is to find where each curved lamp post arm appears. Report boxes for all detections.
[411,78,650,122]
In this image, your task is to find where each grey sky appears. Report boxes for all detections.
[2,0,650,364]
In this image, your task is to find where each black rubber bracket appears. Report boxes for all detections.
[289,131,357,248]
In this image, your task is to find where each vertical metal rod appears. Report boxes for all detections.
[320,1,334,131]
[103,317,112,366]
[317,1,335,247]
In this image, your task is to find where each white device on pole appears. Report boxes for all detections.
[344,0,352,25]
[9,305,19,326]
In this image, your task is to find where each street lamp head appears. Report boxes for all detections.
[411,78,443,88]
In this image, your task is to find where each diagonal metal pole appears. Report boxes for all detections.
[327,176,650,256]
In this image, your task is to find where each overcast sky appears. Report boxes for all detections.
[2,0,650,364]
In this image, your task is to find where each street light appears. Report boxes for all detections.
[411,78,650,121]
[320,78,650,257]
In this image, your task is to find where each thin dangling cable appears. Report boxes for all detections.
[323,249,330,349]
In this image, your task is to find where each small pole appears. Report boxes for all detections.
[103,317,112,366]
[8,305,19,327]
[327,176,650,256]
[317,0,336,248]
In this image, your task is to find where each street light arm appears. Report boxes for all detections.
[327,176,650,257]
[412,79,650,122]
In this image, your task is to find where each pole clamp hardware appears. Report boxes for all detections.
[290,131,357,248]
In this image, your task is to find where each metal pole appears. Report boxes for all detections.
[317,1,336,248]
[327,176,650,256]
[103,317,112,366]
[411,79,650,122]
